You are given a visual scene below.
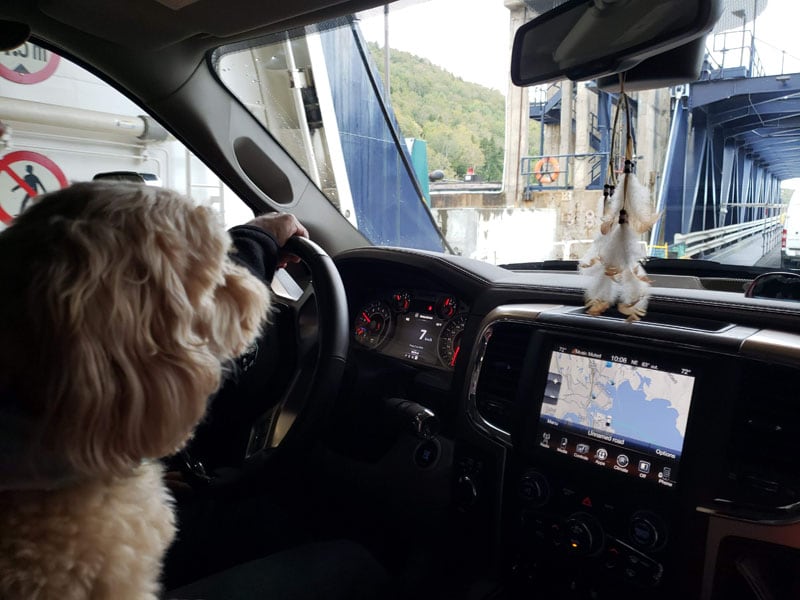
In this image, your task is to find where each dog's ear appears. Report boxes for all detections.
[195,259,272,361]
[0,183,270,476]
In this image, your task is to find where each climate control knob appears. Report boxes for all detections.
[629,511,667,551]
[564,513,604,557]
[519,470,550,507]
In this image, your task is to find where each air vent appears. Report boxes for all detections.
[473,323,534,435]
[720,362,800,513]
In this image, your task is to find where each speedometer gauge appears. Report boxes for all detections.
[438,313,468,367]
[353,301,393,349]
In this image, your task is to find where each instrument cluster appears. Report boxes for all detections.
[352,290,468,369]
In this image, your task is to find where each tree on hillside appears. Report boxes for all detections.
[480,137,504,182]
[423,121,485,177]
[368,42,505,181]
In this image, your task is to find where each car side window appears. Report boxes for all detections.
[0,43,253,231]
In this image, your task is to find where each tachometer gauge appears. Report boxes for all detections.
[438,313,467,367]
[353,301,393,349]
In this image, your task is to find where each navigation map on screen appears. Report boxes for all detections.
[536,343,696,487]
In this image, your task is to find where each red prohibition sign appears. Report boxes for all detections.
[0,151,68,224]
[0,45,60,84]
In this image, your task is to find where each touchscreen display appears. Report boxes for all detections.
[535,342,696,488]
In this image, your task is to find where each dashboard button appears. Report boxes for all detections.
[560,487,576,498]
[617,454,630,468]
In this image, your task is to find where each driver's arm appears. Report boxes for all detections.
[228,213,308,283]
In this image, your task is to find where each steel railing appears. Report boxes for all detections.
[521,152,608,192]
[673,216,782,258]
[554,218,780,262]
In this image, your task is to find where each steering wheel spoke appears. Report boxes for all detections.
[290,282,319,352]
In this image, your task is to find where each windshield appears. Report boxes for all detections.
[215,0,800,272]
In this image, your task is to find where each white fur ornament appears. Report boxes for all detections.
[580,171,658,321]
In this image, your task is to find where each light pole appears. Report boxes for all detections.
[384,4,390,98]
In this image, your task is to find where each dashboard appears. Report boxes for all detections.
[334,247,800,600]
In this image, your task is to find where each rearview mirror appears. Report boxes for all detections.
[511,0,723,87]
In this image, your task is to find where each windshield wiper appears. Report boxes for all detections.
[500,260,578,271]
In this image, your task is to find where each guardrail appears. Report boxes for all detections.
[673,216,782,258]
[553,219,780,262]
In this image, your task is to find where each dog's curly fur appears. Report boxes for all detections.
[0,182,271,598]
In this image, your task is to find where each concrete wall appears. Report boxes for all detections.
[431,186,607,263]
[524,189,604,242]
[636,88,672,201]
[430,191,506,209]
[433,206,558,264]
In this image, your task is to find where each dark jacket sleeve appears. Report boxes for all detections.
[228,224,280,283]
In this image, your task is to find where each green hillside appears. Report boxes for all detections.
[369,42,539,182]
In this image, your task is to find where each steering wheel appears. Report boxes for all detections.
[264,236,349,450]
[179,235,349,478]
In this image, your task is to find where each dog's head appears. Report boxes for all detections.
[0,182,270,480]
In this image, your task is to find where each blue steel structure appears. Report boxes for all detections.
[319,20,447,252]
[652,56,798,249]
[525,28,792,263]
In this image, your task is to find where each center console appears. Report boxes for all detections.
[507,334,708,597]
[458,305,751,599]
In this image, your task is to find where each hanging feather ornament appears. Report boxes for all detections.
[579,86,659,322]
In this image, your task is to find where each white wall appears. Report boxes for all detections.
[0,48,251,229]
[433,207,558,264]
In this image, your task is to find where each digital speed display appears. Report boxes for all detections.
[382,311,446,365]
[535,342,696,488]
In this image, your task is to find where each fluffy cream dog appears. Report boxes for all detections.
[0,182,271,599]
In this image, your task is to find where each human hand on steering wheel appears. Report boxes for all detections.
[245,213,309,269]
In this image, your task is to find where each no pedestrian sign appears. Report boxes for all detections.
[0,43,60,84]
[0,151,68,225]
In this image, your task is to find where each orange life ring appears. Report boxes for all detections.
[534,157,560,184]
